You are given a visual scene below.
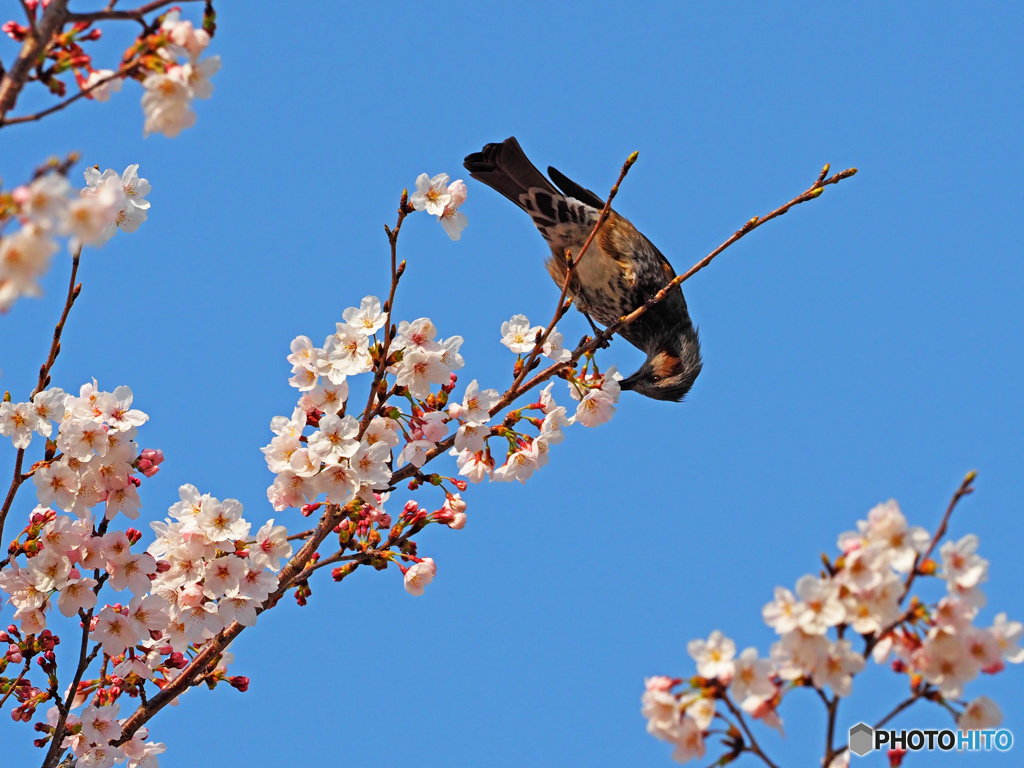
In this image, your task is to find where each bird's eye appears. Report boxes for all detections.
[651,374,662,383]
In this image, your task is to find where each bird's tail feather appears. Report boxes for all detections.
[464,137,560,210]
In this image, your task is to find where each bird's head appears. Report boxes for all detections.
[619,333,702,402]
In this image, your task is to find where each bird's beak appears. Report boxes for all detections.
[619,369,642,391]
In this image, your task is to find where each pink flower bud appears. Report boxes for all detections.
[448,512,467,530]
[229,675,250,692]
[433,509,453,524]
[166,652,187,669]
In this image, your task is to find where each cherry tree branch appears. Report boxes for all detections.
[1,64,138,128]
[0,247,82,550]
[863,471,976,657]
[830,689,927,760]
[0,0,69,120]
[41,614,100,768]
[509,150,639,394]
[720,692,779,768]
[901,471,976,603]
[66,0,203,26]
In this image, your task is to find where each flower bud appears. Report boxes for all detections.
[888,748,907,767]
[229,675,249,692]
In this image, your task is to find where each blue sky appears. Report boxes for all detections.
[2,2,1023,766]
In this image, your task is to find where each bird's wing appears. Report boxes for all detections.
[548,166,606,209]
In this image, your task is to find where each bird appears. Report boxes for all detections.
[463,137,702,402]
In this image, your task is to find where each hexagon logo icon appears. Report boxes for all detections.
[849,722,874,757]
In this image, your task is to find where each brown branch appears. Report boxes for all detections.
[1,64,137,128]
[823,690,840,766]
[0,659,31,710]
[40,613,99,768]
[831,690,925,759]
[66,0,203,25]
[863,471,977,658]
[901,470,976,603]
[113,500,352,745]
[356,194,412,440]
[0,247,82,548]
[721,692,779,768]
[0,0,69,120]
[509,150,639,397]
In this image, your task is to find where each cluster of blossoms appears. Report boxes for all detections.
[410,173,469,240]
[0,380,290,766]
[137,9,220,138]
[0,165,150,311]
[2,4,218,140]
[642,498,1021,766]
[266,289,625,581]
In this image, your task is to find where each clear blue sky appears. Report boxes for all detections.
[2,2,1022,766]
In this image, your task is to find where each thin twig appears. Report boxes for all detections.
[357,194,412,440]
[67,0,202,25]
[1,65,137,127]
[0,247,82,548]
[864,471,976,657]
[823,690,840,766]
[901,471,976,603]
[831,690,925,758]
[0,659,31,709]
[509,151,639,397]
[721,692,779,768]
[41,614,98,768]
